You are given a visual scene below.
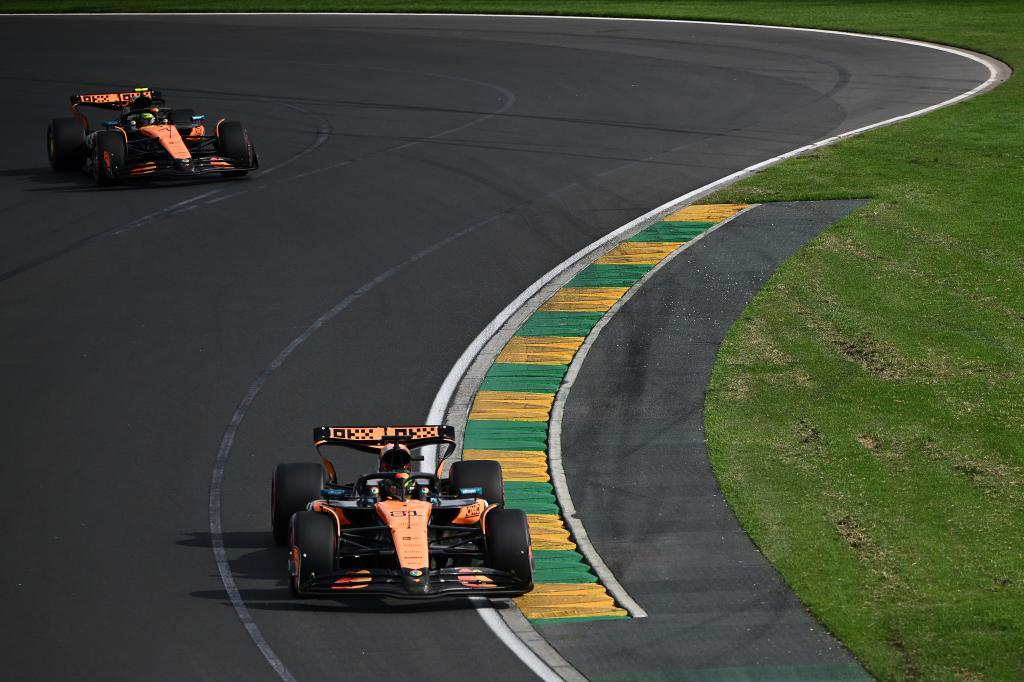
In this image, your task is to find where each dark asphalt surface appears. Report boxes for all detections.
[0,14,989,682]
[557,201,869,680]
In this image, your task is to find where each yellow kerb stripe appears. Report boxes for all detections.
[515,583,629,620]
[468,391,555,422]
[496,336,584,365]
[538,287,629,312]
[664,203,751,222]
[595,242,682,265]
[462,450,549,482]
[528,513,575,550]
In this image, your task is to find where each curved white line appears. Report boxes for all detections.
[207,75,517,682]
[121,13,1007,682]
[417,15,1006,681]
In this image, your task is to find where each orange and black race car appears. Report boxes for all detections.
[272,425,534,599]
[46,87,258,185]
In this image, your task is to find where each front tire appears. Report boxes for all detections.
[289,511,337,596]
[93,130,126,186]
[48,117,86,171]
[216,120,253,177]
[486,508,533,584]
[449,459,504,507]
[271,462,325,545]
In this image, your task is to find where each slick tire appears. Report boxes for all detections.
[47,117,86,171]
[485,508,533,584]
[289,511,337,596]
[216,120,252,177]
[93,130,126,187]
[271,462,325,545]
[449,459,504,507]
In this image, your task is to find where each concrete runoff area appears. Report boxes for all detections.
[548,201,870,680]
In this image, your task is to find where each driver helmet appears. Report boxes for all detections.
[380,444,412,472]
[138,111,155,126]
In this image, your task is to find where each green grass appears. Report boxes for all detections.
[10,1,1023,679]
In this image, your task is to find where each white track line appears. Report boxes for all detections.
[8,9,1005,682]
[89,12,1007,682]
[417,16,1006,682]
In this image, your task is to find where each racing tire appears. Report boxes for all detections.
[216,120,252,177]
[47,117,86,171]
[449,459,504,507]
[271,462,325,545]
[289,511,337,596]
[485,508,533,584]
[92,130,126,187]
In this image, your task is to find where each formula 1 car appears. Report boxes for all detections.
[46,87,258,185]
[271,425,534,599]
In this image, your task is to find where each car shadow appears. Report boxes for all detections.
[190,586,514,614]
[0,165,248,192]
[0,166,97,190]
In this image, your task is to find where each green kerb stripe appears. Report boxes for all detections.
[480,363,568,393]
[516,311,605,337]
[464,420,547,451]
[628,220,714,242]
[566,264,653,288]
[534,549,597,583]
[506,481,560,515]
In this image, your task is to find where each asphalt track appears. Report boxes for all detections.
[0,14,991,681]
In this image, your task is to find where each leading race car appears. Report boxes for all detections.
[271,425,534,599]
[46,87,258,186]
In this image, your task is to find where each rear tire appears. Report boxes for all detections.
[449,460,504,506]
[289,511,337,596]
[216,120,253,177]
[486,508,533,584]
[271,462,325,545]
[93,130,125,186]
[48,117,86,171]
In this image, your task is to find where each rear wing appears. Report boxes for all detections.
[314,425,455,453]
[69,88,163,127]
[314,425,457,480]
[70,87,162,109]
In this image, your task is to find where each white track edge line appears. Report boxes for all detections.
[416,17,1005,681]
[546,205,758,620]
[97,12,1002,682]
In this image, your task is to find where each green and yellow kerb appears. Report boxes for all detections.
[464,204,749,624]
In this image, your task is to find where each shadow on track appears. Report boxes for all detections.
[192,589,514,616]
[0,165,96,190]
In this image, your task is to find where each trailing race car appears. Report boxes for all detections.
[272,425,534,599]
[46,87,258,185]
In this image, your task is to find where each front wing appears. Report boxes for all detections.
[295,566,532,599]
[122,153,258,178]
[105,134,258,179]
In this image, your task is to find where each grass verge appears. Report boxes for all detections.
[8,1,1022,680]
